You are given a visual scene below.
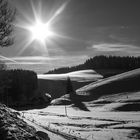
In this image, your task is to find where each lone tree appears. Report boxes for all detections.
[0,0,16,47]
[66,77,76,100]
[66,77,74,94]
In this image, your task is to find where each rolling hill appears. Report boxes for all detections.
[76,68,140,101]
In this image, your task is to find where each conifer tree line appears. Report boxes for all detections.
[0,69,38,106]
[47,55,140,74]
[0,60,7,70]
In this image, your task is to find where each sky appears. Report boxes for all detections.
[1,0,140,73]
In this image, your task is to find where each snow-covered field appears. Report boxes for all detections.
[22,91,140,140]
[22,69,140,140]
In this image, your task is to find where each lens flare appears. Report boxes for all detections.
[14,0,77,56]
[28,19,54,43]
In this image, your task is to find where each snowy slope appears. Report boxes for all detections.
[23,96,140,140]
[77,68,140,100]
[21,69,140,140]
[22,89,140,140]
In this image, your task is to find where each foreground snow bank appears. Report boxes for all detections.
[0,103,50,140]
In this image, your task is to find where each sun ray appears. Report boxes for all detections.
[51,32,85,42]
[15,0,72,56]
[47,0,71,25]
[30,0,39,22]
[18,39,34,55]
[14,3,34,24]
[0,55,18,64]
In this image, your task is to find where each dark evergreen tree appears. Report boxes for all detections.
[66,77,76,101]
[0,0,16,47]
[66,77,73,94]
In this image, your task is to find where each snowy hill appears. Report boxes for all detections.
[77,68,140,100]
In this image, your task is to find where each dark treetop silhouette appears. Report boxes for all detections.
[0,0,16,47]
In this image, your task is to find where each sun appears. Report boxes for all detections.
[14,0,72,55]
[28,19,54,43]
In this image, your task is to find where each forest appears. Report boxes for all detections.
[0,69,38,106]
[47,55,140,77]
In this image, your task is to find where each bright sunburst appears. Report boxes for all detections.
[28,19,53,44]
[14,0,75,55]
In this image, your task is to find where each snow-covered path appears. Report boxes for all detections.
[21,113,86,140]
[21,115,66,140]
[21,104,140,140]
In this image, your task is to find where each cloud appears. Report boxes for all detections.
[4,55,88,73]
[0,55,18,63]
[91,43,140,54]
[1,56,70,64]
[5,55,87,62]
[8,56,59,62]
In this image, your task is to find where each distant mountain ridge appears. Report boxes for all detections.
[47,55,140,77]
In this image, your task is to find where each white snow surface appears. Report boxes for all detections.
[22,69,140,140]
[38,69,103,82]
[22,91,140,140]
[77,68,140,91]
